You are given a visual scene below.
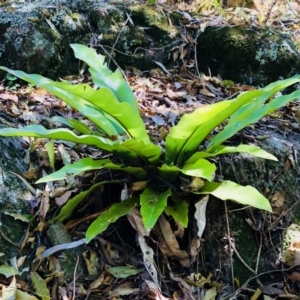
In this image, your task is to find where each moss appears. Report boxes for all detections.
[130,5,178,39]
[230,217,257,284]
[197,27,300,85]
[89,4,179,71]
[0,215,28,266]
[0,1,180,78]
[255,45,279,65]
[47,222,86,280]
[202,202,259,284]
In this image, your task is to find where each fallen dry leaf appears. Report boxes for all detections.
[0,93,18,103]
[194,196,209,239]
[153,215,190,267]
[128,208,159,286]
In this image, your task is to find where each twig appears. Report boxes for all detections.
[102,41,179,58]
[285,0,298,17]
[0,230,18,247]
[194,30,201,78]
[72,256,79,300]
[96,43,129,84]
[255,233,262,275]
[224,202,235,291]
[231,266,294,300]
[108,11,131,67]
[230,240,256,275]
[263,0,278,24]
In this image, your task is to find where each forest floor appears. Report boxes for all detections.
[1,1,300,300]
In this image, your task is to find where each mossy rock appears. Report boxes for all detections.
[0,1,179,79]
[0,113,31,266]
[199,131,300,285]
[197,26,300,85]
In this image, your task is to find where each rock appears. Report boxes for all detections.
[0,111,87,279]
[202,131,300,284]
[46,222,86,280]
[0,112,31,266]
[2,1,299,87]
[197,26,300,85]
[0,0,177,79]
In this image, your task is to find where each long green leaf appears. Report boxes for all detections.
[40,83,118,136]
[140,187,171,230]
[186,144,278,164]
[0,67,118,137]
[0,67,52,86]
[37,158,148,183]
[229,76,300,125]
[207,89,300,151]
[52,181,122,222]
[0,126,157,170]
[70,44,139,115]
[176,90,266,164]
[166,90,264,165]
[0,126,159,174]
[86,197,139,243]
[0,125,114,151]
[48,82,149,143]
[165,101,231,165]
[261,74,300,92]
[36,158,112,183]
[51,116,92,135]
[197,180,272,211]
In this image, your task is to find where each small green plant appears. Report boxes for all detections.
[0,44,300,243]
[5,74,20,90]
[212,0,222,9]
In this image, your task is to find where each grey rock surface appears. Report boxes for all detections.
[0,112,31,266]
[0,0,177,79]
[197,26,300,85]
